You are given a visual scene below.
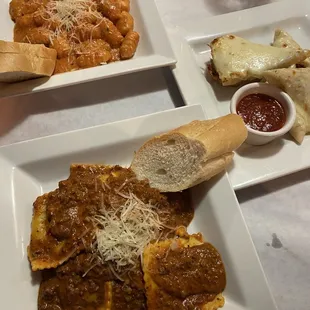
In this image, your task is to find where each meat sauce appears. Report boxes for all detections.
[148,243,226,310]
[39,253,147,310]
[33,165,194,310]
[29,164,194,270]
[237,93,286,132]
[152,244,226,298]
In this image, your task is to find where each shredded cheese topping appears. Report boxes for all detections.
[45,0,102,33]
[93,192,165,274]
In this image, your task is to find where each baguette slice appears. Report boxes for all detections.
[131,114,247,192]
[0,40,57,83]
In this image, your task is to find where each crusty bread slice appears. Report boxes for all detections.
[131,114,247,192]
[0,40,57,83]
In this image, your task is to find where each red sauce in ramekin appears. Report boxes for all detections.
[236,93,286,132]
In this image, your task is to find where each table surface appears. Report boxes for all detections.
[1,1,309,309]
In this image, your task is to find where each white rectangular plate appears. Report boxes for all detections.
[169,0,310,190]
[0,105,276,310]
[0,0,175,98]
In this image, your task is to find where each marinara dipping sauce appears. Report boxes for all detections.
[236,93,286,132]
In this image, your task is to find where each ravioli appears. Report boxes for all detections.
[38,253,146,310]
[209,34,310,86]
[263,68,310,143]
[28,164,129,271]
[143,228,226,310]
[273,29,310,67]
[28,164,194,271]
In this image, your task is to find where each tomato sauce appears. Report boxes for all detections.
[236,93,286,132]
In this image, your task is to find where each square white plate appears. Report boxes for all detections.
[169,0,310,190]
[0,0,175,98]
[0,105,276,309]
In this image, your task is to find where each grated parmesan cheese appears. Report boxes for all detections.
[45,0,103,34]
[93,192,166,274]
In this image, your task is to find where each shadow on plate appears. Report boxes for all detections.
[0,68,168,138]
[0,99,27,138]
[236,166,310,203]
[0,77,50,137]
[30,265,41,286]
[205,0,274,15]
[235,138,285,159]
[226,158,236,175]
[0,76,50,99]
[162,66,185,108]
[282,132,298,143]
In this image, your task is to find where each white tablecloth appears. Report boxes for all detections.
[1,1,309,309]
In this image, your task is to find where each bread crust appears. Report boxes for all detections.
[131,114,247,192]
[169,114,247,161]
[0,40,57,82]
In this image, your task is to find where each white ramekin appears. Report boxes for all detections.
[230,82,296,146]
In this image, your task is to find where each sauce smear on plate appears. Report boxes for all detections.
[237,93,286,132]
